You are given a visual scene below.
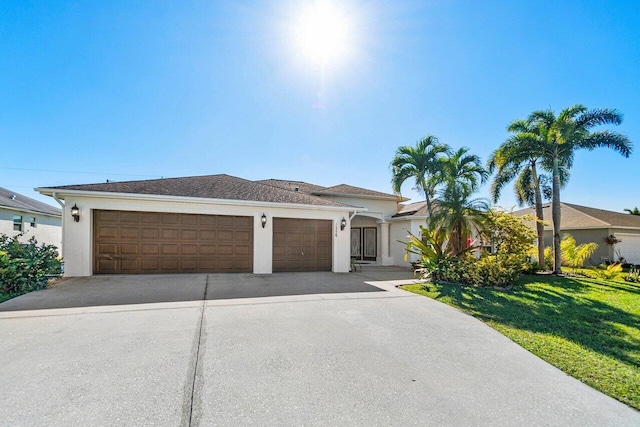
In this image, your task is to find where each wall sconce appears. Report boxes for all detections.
[340,217,347,231]
[261,213,267,228]
[70,204,80,222]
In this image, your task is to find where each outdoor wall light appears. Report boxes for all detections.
[70,204,80,222]
[261,213,267,228]
[340,217,347,231]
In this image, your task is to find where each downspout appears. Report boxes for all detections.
[52,192,65,208]
[349,211,358,221]
[52,192,65,273]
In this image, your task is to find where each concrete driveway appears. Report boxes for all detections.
[0,269,638,426]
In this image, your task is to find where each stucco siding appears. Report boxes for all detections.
[0,207,62,250]
[58,195,351,277]
[390,219,423,267]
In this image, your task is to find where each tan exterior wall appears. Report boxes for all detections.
[543,228,610,266]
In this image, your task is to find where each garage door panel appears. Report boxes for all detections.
[273,218,332,272]
[120,212,140,223]
[141,244,159,255]
[93,210,253,274]
[182,245,198,255]
[120,260,139,271]
[161,244,179,255]
[200,230,216,240]
[97,227,118,238]
[121,227,139,239]
[161,214,180,224]
[97,259,117,272]
[120,244,139,255]
[161,229,179,239]
[141,228,160,239]
[97,243,118,255]
[217,230,234,241]
[140,213,161,224]
[181,229,198,240]
[141,260,160,270]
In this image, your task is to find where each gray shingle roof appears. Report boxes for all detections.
[40,174,352,208]
[0,187,61,216]
[256,179,327,194]
[513,202,640,229]
[312,184,399,199]
[393,201,429,218]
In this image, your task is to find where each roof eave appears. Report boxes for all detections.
[36,188,367,213]
[312,192,407,202]
[0,205,62,218]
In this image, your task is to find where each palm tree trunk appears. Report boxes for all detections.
[551,155,562,274]
[530,162,545,269]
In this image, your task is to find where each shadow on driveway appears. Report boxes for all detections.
[0,269,415,312]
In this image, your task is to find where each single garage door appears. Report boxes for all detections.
[616,233,640,265]
[93,210,253,274]
[273,218,332,272]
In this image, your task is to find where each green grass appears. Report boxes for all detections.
[401,274,640,410]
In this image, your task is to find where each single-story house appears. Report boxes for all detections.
[0,186,62,249]
[513,202,640,266]
[36,174,426,276]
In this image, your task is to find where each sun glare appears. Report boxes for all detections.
[294,2,350,66]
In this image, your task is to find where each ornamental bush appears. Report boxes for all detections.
[0,234,62,295]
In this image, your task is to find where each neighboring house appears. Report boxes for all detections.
[513,202,640,266]
[0,187,62,249]
[37,174,426,277]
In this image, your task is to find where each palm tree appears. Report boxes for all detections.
[433,147,489,256]
[391,136,451,217]
[487,119,566,270]
[624,207,640,216]
[525,105,633,274]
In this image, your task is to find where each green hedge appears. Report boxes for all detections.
[0,234,62,296]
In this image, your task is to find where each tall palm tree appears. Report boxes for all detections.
[433,147,489,256]
[526,105,633,274]
[390,136,451,217]
[487,119,566,270]
[624,207,640,216]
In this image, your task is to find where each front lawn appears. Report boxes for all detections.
[401,274,640,410]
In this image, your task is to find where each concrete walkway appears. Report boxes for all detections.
[0,270,638,426]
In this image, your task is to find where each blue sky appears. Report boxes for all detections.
[1,0,638,211]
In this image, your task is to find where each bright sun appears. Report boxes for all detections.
[294,2,350,66]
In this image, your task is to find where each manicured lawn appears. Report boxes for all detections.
[401,274,640,410]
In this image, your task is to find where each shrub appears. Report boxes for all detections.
[560,234,598,268]
[0,234,62,295]
[597,263,623,281]
[544,247,554,270]
[625,266,640,283]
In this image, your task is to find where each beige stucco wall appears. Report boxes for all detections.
[58,195,352,277]
[0,208,62,250]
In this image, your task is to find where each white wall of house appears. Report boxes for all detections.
[322,196,398,219]
[57,195,351,277]
[0,208,62,250]
[389,219,424,267]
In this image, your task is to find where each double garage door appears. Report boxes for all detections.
[93,210,332,274]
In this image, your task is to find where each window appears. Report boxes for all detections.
[13,215,22,231]
[28,217,37,227]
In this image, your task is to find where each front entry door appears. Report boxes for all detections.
[350,227,377,261]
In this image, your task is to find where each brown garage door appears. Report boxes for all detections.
[273,218,332,272]
[93,210,253,274]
